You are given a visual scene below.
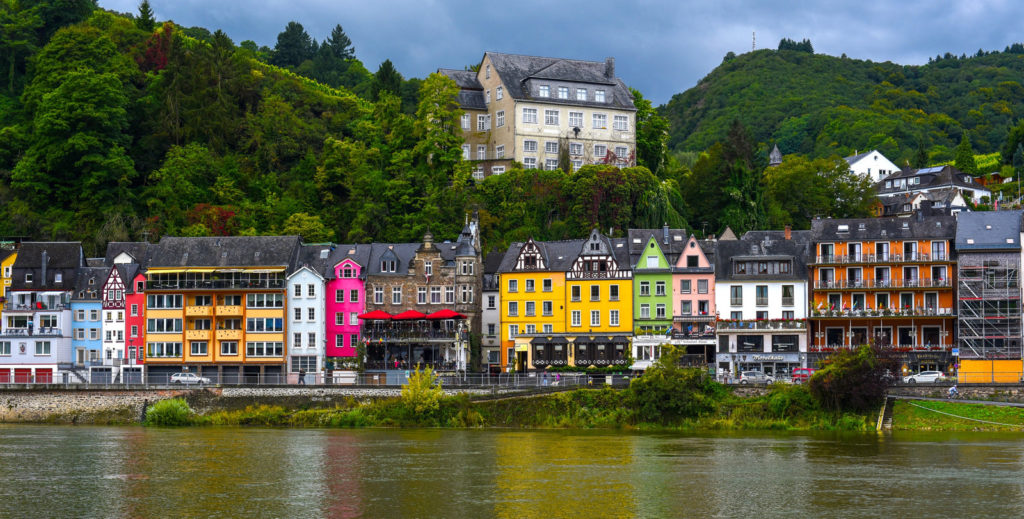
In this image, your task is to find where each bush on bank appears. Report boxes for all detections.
[144,398,195,426]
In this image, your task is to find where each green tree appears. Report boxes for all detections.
[628,344,725,424]
[1014,143,1024,179]
[0,1,43,94]
[764,155,876,229]
[954,133,978,175]
[271,21,314,68]
[281,212,332,242]
[808,345,897,412]
[913,140,929,168]
[401,366,443,418]
[135,0,155,32]
[631,87,669,177]
[371,58,401,101]
[325,23,353,60]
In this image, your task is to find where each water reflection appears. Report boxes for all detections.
[3,426,1024,518]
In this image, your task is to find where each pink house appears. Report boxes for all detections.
[325,245,370,360]
[672,235,716,334]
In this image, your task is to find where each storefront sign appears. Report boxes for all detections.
[751,355,785,361]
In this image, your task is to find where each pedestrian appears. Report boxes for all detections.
[298,368,306,385]
[543,372,549,386]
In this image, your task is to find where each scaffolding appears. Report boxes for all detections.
[958,254,1023,359]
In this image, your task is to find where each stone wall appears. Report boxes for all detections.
[890,384,1024,402]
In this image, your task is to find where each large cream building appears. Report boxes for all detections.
[440,52,637,179]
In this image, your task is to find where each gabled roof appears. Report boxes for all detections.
[116,264,142,293]
[483,52,635,111]
[366,243,421,276]
[438,68,482,90]
[329,243,372,274]
[0,249,14,263]
[104,242,151,266]
[10,242,84,290]
[146,236,301,269]
[844,150,874,165]
[483,251,504,275]
[626,228,688,262]
[72,266,107,300]
[715,231,811,282]
[289,244,334,279]
[497,239,587,273]
[876,165,991,197]
[811,213,956,242]
[955,210,1024,250]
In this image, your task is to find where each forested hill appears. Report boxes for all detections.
[662,45,1024,164]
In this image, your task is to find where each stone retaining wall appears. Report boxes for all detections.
[890,384,1024,402]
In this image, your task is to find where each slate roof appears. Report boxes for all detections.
[0,249,14,264]
[844,150,873,165]
[626,228,689,266]
[71,267,107,301]
[876,165,991,197]
[482,251,504,291]
[365,243,421,276]
[104,242,151,266]
[955,210,1024,251]
[810,213,957,243]
[438,69,487,111]
[145,236,301,269]
[484,52,635,111]
[10,242,84,290]
[715,231,812,282]
[116,263,142,293]
[329,243,373,279]
[497,239,588,273]
[290,243,334,279]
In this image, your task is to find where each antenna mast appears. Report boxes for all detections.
[752,31,756,51]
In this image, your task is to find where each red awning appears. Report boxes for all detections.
[357,310,393,320]
[392,310,428,320]
[426,309,466,320]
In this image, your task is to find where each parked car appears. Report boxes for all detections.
[791,367,817,384]
[739,371,773,384]
[902,371,944,384]
[170,372,211,385]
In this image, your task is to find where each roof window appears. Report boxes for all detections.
[837,224,849,233]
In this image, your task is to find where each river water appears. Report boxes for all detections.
[2,426,1023,518]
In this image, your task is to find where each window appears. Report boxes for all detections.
[335,313,345,326]
[571,159,583,170]
[782,285,795,306]
[147,318,182,333]
[131,325,138,338]
[639,281,650,296]
[508,279,518,292]
[576,88,587,101]
[307,308,315,321]
[294,333,303,348]
[307,284,315,297]
[730,286,742,306]
[523,157,537,169]
[461,260,474,275]
[698,280,708,294]
[486,324,496,337]
[569,111,583,128]
[461,144,470,160]
[782,311,795,320]
[655,282,666,296]
[592,113,607,129]
[417,287,427,304]
[656,304,666,319]
[293,284,302,297]
[90,310,99,320]
[487,295,496,309]
[545,141,559,154]
[680,280,691,294]
[538,85,549,97]
[508,301,518,317]
[350,313,358,326]
[445,286,455,304]
[130,304,138,316]
[477,145,486,160]
[680,301,692,315]
[191,319,211,330]
[545,159,559,170]
[191,341,208,355]
[0,341,9,355]
[460,285,474,304]
[590,285,600,301]
[557,86,569,99]
[308,332,316,347]
[496,145,504,159]
[496,86,503,100]
[615,146,628,158]
[542,301,553,316]
[756,285,768,306]
[756,311,769,320]
[613,115,629,131]
[223,295,242,306]
[542,279,552,292]
[610,285,619,301]
[374,287,384,304]
[294,307,302,320]
[247,318,284,332]
[477,115,489,131]
[594,144,607,158]
[147,294,183,309]
[525,279,535,292]
[523,140,538,153]
[461,114,470,130]
[246,293,283,308]
[640,304,650,318]
[543,324,553,333]
[730,311,743,320]
[40,315,57,328]
[496,110,505,128]
[76,309,85,321]
[595,90,606,102]
[525,301,535,317]
[391,287,402,305]
[523,108,538,124]
[335,290,345,303]
[90,329,99,340]
[568,310,580,327]
[246,342,283,357]
[571,285,581,301]
[544,109,559,125]
[590,310,600,326]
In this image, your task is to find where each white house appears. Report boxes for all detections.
[845,150,900,184]
[286,246,331,382]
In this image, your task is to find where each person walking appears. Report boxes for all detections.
[298,368,306,385]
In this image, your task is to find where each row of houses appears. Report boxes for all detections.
[1,208,1022,383]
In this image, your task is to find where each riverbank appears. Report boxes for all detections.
[144,385,876,431]
[891,399,1024,431]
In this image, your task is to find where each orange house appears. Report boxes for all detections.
[808,214,957,374]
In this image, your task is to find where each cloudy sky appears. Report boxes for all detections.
[99,0,1022,105]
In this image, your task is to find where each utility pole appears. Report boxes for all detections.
[752,31,756,51]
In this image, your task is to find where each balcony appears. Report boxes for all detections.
[811,307,954,318]
[2,303,66,312]
[813,252,949,265]
[672,314,717,322]
[0,327,63,338]
[215,305,243,316]
[216,329,242,341]
[361,327,458,343]
[718,319,807,331]
[185,330,211,341]
[146,279,284,290]
[185,306,213,317]
[810,344,951,353]
[813,278,951,290]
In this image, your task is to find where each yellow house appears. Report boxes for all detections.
[0,249,16,300]
[497,230,633,371]
[142,236,301,383]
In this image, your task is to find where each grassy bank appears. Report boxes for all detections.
[144,385,875,431]
[892,400,1024,432]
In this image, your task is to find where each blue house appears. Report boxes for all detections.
[70,267,105,376]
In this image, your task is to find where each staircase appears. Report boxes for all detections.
[66,365,89,384]
[876,395,895,431]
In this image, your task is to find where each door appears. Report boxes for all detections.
[14,368,31,383]
[35,369,52,384]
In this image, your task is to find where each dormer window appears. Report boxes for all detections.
[595,90,605,102]
[25,273,32,283]
[558,86,569,99]
[539,85,549,97]
[590,242,599,251]
[55,273,62,283]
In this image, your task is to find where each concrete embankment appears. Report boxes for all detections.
[0,386,518,424]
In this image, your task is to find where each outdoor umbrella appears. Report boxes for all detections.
[357,310,392,320]
[426,309,466,319]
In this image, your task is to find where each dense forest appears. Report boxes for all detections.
[0,3,926,255]
[662,40,1024,168]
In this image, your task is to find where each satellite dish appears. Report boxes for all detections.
[573,126,581,137]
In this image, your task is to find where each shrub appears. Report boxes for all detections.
[629,345,726,424]
[766,383,818,419]
[808,345,897,412]
[401,366,444,420]
[144,398,194,426]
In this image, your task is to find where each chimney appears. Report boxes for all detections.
[784,225,791,240]
[663,223,669,245]
[40,250,48,287]
[604,57,615,79]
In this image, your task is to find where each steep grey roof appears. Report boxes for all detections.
[627,228,688,265]
[71,266,107,300]
[876,165,990,197]
[769,144,783,166]
[86,257,105,267]
[497,239,588,273]
[366,243,420,276]
[438,68,482,90]
[810,214,956,242]
[485,52,635,111]
[955,210,1024,250]
[0,249,14,264]
[10,242,84,290]
[329,243,373,279]
[291,244,334,279]
[117,264,142,293]
[715,231,811,282]
[104,242,151,266]
[146,236,301,268]
[844,150,873,165]
[483,251,504,275]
